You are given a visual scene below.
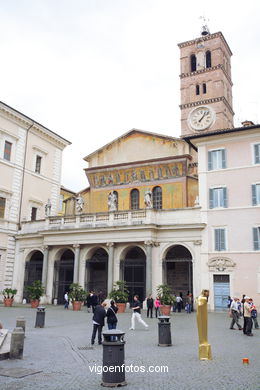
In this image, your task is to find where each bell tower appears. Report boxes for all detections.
[178,27,234,136]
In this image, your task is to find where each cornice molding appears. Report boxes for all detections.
[180,96,235,116]
[0,102,70,149]
[178,32,232,56]
[180,64,233,86]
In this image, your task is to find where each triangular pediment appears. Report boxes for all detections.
[84,129,188,168]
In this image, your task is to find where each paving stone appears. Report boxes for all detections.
[0,306,259,390]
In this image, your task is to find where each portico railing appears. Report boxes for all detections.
[19,207,202,234]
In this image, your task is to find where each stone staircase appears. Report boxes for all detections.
[0,329,11,360]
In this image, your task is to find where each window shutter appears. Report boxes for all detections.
[254,144,260,164]
[215,229,219,251]
[252,184,257,206]
[221,149,226,168]
[209,189,214,209]
[223,187,228,208]
[253,227,260,250]
[208,151,212,171]
[220,229,226,251]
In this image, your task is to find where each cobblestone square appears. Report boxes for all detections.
[1,306,260,390]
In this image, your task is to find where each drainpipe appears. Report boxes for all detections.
[18,121,34,230]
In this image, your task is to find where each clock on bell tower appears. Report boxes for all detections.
[178,27,234,136]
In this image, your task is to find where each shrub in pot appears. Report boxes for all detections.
[25,280,45,308]
[109,281,129,313]
[156,284,175,315]
[2,288,17,307]
[68,283,87,311]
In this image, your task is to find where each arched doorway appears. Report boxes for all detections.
[122,247,146,304]
[53,249,74,304]
[86,248,108,297]
[164,245,193,304]
[23,251,43,300]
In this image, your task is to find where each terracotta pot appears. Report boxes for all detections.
[160,305,171,316]
[72,301,82,311]
[30,299,40,308]
[4,298,14,307]
[116,303,126,313]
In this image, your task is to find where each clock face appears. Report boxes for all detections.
[188,106,215,131]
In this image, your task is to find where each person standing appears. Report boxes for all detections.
[154,296,161,318]
[249,298,259,329]
[129,295,148,330]
[89,291,98,313]
[243,296,253,336]
[229,297,242,330]
[176,294,182,312]
[91,301,107,345]
[146,294,154,318]
[106,300,118,331]
[64,292,69,309]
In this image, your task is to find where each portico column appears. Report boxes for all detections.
[145,241,153,297]
[106,242,115,296]
[41,246,49,289]
[73,244,80,284]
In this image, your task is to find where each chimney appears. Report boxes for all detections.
[241,120,255,127]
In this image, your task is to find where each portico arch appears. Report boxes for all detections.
[85,247,108,297]
[121,246,146,304]
[23,250,43,301]
[163,245,193,303]
[53,249,74,304]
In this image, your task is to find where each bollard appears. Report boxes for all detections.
[158,316,172,347]
[16,317,26,336]
[102,330,127,387]
[10,327,25,359]
[35,306,46,328]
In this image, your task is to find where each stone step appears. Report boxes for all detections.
[0,329,8,348]
[0,332,11,360]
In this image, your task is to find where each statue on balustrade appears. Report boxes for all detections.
[108,191,118,212]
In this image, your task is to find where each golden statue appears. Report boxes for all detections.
[196,289,212,360]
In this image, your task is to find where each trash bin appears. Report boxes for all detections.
[102,330,127,387]
[158,316,172,346]
[35,306,45,328]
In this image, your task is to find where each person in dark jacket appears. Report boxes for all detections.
[146,295,154,318]
[91,301,107,345]
[106,300,118,331]
[89,291,98,313]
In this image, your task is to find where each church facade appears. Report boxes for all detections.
[3,28,260,310]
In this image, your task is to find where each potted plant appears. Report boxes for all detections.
[156,284,175,315]
[25,280,45,308]
[2,288,17,307]
[109,280,129,313]
[68,283,86,311]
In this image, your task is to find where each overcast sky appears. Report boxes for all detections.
[1,0,260,191]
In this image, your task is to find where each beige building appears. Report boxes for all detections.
[2,27,260,310]
[0,101,70,293]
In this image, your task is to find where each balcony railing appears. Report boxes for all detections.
[19,207,202,234]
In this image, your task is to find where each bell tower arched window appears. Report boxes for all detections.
[130,189,139,210]
[203,83,207,94]
[196,85,200,95]
[206,51,211,68]
[190,54,197,72]
[152,186,162,210]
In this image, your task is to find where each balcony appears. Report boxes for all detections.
[18,207,202,235]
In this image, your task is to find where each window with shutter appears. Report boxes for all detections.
[210,187,227,208]
[208,149,226,170]
[253,227,260,250]
[0,197,6,218]
[214,228,226,251]
[254,144,260,164]
[4,141,12,161]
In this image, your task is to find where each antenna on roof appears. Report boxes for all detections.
[199,16,210,36]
